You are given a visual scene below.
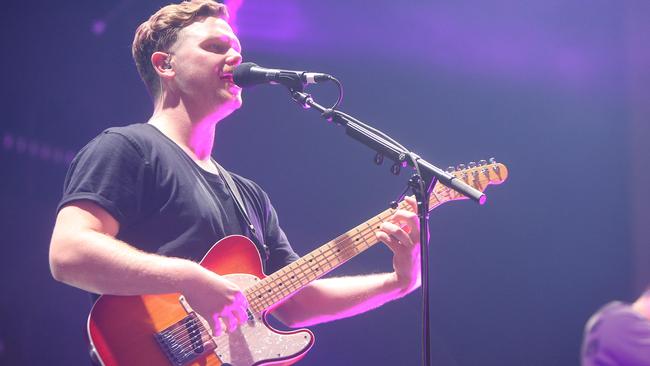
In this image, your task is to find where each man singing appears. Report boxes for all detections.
[49,0,422,363]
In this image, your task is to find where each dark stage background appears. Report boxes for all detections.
[1,1,649,365]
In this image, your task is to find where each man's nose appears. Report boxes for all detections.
[226,50,242,68]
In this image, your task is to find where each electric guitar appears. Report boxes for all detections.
[87,159,508,365]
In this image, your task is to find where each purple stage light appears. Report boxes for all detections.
[224,0,243,34]
[2,134,13,150]
[232,0,305,44]
[91,20,107,36]
[238,2,613,90]
[2,132,77,165]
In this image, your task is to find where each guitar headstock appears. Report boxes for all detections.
[429,158,508,207]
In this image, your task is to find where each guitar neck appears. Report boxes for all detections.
[244,162,507,313]
[244,201,411,314]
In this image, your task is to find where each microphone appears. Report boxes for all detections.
[233,62,332,89]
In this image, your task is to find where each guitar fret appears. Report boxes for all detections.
[278,284,291,298]
[268,278,288,300]
[268,288,282,305]
[286,279,300,294]
[320,243,333,262]
[248,297,262,313]
[429,189,442,207]
[354,228,367,248]
[320,246,339,269]
[277,274,290,295]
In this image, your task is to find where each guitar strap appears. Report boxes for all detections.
[214,161,269,262]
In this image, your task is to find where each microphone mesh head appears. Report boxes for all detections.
[233,62,259,87]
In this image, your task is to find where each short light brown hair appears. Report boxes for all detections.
[132,0,228,99]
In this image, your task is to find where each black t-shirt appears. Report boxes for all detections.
[57,123,299,274]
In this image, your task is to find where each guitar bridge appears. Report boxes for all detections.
[154,313,216,366]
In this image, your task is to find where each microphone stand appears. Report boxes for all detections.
[288,89,486,366]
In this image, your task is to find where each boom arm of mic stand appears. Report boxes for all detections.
[291,90,486,204]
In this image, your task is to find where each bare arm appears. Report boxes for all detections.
[51,200,195,294]
[272,273,414,328]
[272,197,422,328]
[49,200,248,335]
[632,289,650,321]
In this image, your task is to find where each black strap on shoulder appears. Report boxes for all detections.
[214,162,269,259]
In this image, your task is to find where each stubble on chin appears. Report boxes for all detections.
[217,91,242,118]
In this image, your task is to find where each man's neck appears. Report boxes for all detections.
[148,97,228,162]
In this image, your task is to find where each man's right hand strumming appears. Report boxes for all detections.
[182,265,249,336]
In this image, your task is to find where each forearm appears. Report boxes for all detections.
[50,229,203,296]
[273,272,417,328]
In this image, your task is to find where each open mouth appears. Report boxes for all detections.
[220,71,241,93]
[220,73,235,83]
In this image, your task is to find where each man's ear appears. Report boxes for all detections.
[151,52,174,78]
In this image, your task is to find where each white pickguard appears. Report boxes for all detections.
[209,273,313,365]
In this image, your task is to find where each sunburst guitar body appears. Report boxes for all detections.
[88,235,314,366]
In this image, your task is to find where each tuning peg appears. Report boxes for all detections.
[468,161,477,168]
[446,166,456,173]
[456,163,466,171]
[489,157,500,174]
[478,159,487,166]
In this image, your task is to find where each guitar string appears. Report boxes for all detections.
[163,315,296,360]
[160,317,290,361]
[247,203,405,293]
[246,201,419,310]
[248,230,379,310]
[160,309,255,350]
[245,197,434,311]
[243,233,374,311]
[160,318,236,358]
[245,231,378,311]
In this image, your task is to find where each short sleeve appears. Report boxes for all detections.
[57,131,150,227]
